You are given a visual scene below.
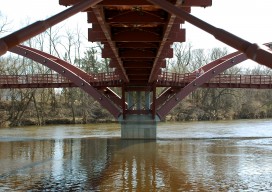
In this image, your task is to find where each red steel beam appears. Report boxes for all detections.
[148,14,183,83]
[100,87,125,109]
[154,87,180,109]
[157,45,272,118]
[122,84,126,119]
[97,0,211,6]
[128,75,150,80]
[157,52,250,119]
[147,0,272,69]
[182,0,212,7]
[155,51,242,105]
[152,83,157,119]
[105,10,167,23]
[101,43,115,58]
[116,42,160,48]
[0,0,102,56]
[127,81,151,87]
[9,45,121,119]
[59,0,80,6]
[112,30,162,42]
[62,0,154,6]
[90,9,129,83]
[99,0,153,5]
[123,61,154,68]
[126,69,151,75]
[119,49,157,58]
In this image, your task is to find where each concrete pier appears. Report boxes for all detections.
[119,114,159,139]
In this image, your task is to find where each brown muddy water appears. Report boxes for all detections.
[0,119,272,191]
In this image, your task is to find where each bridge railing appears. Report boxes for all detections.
[0,72,121,85]
[1,72,272,86]
[0,74,71,84]
[92,72,120,82]
[210,74,272,85]
[158,72,272,85]
[157,72,195,84]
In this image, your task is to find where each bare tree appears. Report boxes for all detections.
[167,42,192,73]
[0,12,11,36]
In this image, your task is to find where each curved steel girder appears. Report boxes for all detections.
[9,45,121,119]
[156,42,271,112]
[152,87,179,109]
[156,52,250,119]
[155,51,241,109]
[100,87,127,109]
[194,51,240,73]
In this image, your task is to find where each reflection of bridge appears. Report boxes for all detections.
[1,0,272,138]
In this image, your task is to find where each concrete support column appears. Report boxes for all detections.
[120,90,159,139]
[119,114,159,139]
[145,91,150,110]
[127,91,133,109]
[136,91,141,110]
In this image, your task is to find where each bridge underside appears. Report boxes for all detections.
[7,43,272,139]
[57,0,213,131]
[1,0,272,139]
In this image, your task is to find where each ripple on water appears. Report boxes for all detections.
[0,121,272,191]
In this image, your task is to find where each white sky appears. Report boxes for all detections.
[186,0,272,50]
[1,0,272,57]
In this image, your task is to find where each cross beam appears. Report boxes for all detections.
[0,0,102,56]
[147,0,272,69]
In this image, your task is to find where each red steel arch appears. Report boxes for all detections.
[156,47,272,119]
[148,0,272,69]
[9,45,122,118]
[155,50,243,109]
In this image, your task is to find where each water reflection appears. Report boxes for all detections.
[52,139,64,180]
[0,136,272,191]
[1,120,272,191]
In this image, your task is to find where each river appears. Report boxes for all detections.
[0,119,272,191]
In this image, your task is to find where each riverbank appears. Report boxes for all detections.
[0,117,118,128]
[1,115,271,129]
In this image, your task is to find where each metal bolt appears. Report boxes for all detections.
[81,83,84,86]
[231,59,235,63]
[175,97,179,101]
[193,82,197,86]
[212,70,216,74]
[43,59,46,63]
[24,51,27,55]
[62,70,65,73]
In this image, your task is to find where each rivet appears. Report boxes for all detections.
[62,70,65,73]
[175,97,179,101]
[99,97,102,100]
[43,59,46,63]
[193,82,197,86]
[231,59,235,63]
[212,70,216,74]
[24,51,27,55]
[81,83,84,86]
